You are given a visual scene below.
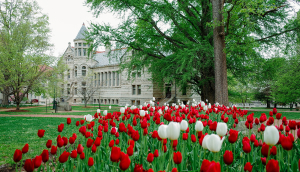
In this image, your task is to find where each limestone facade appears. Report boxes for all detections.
[61,24,201,106]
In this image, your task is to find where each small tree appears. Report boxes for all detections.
[78,82,98,107]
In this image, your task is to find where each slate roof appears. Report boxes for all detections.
[74,23,88,41]
[93,48,127,68]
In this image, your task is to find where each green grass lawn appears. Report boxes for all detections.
[0,117,79,166]
[0,104,121,116]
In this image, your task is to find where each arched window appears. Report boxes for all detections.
[75,66,77,77]
[82,66,86,76]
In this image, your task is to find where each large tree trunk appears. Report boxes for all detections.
[266,99,271,108]
[212,0,229,106]
[1,90,9,106]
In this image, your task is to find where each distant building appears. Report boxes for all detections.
[60,23,201,106]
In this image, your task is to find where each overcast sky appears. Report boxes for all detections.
[38,0,120,57]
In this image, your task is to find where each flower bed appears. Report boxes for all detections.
[13,101,300,172]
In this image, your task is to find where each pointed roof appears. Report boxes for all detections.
[74,23,88,41]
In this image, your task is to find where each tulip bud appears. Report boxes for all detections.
[195,121,204,132]
[180,120,188,131]
[206,134,225,152]
[97,109,100,113]
[216,122,227,137]
[167,122,180,140]
[120,107,125,113]
[158,125,168,139]
[264,126,279,146]
[140,110,145,117]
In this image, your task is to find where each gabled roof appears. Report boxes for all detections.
[74,23,88,41]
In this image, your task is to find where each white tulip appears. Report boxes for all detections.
[97,109,100,113]
[195,121,204,132]
[84,114,94,122]
[125,106,127,109]
[164,103,166,106]
[144,102,147,106]
[201,101,205,107]
[120,107,125,113]
[203,106,208,111]
[206,99,208,102]
[153,97,155,101]
[109,106,111,109]
[202,135,211,149]
[158,109,162,115]
[167,104,169,106]
[140,110,145,117]
[180,120,188,131]
[175,105,178,109]
[167,122,181,140]
[178,99,180,103]
[207,134,225,152]
[264,126,279,146]
[139,105,143,109]
[208,103,211,109]
[215,102,219,107]
[216,122,228,137]
[103,110,107,116]
[165,106,168,111]
[158,125,168,139]
[153,107,155,111]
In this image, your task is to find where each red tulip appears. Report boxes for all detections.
[200,159,211,172]
[273,108,277,115]
[46,140,52,148]
[109,140,115,147]
[281,135,293,151]
[266,159,279,172]
[67,118,71,125]
[242,140,251,153]
[110,147,121,162]
[41,149,49,162]
[80,152,85,160]
[261,157,266,165]
[50,145,57,155]
[191,134,196,142]
[59,151,70,163]
[119,153,131,171]
[228,129,239,143]
[254,140,259,147]
[244,162,252,172]
[171,168,178,172]
[132,130,140,141]
[276,113,281,120]
[250,134,256,142]
[207,161,221,172]
[86,138,94,148]
[88,157,94,166]
[13,149,22,162]
[76,121,79,126]
[289,120,297,130]
[270,146,277,155]
[261,143,269,157]
[127,146,133,156]
[33,155,42,168]
[58,123,64,132]
[62,136,68,146]
[24,159,34,172]
[37,129,45,138]
[147,153,154,163]
[182,133,188,140]
[173,152,182,164]
[71,150,77,159]
[209,121,217,131]
[22,143,29,154]
[92,144,97,153]
[77,144,84,154]
[154,149,159,157]
[57,137,64,148]
[223,150,233,165]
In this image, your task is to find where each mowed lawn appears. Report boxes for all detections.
[0,117,81,165]
[0,104,120,116]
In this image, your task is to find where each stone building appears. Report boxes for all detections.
[61,23,201,106]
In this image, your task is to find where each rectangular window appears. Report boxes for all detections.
[137,85,141,95]
[75,43,77,47]
[112,99,114,104]
[137,100,140,105]
[131,100,135,105]
[98,73,100,85]
[101,99,103,103]
[132,72,136,78]
[105,72,108,86]
[75,49,77,56]
[75,88,77,95]
[132,85,136,95]
[82,82,86,86]
[83,49,86,56]
[116,73,119,86]
[113,72,115,86]
[101,73,103,86]
[116,99,119,104]
[79,43,81,46]
[137,72,141,77]
[109,72,111,86]
[78,48,82,56]
[67,88,70,94]
[83,43,86,47]
[82,88,86,94]
[74,99,76,103]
